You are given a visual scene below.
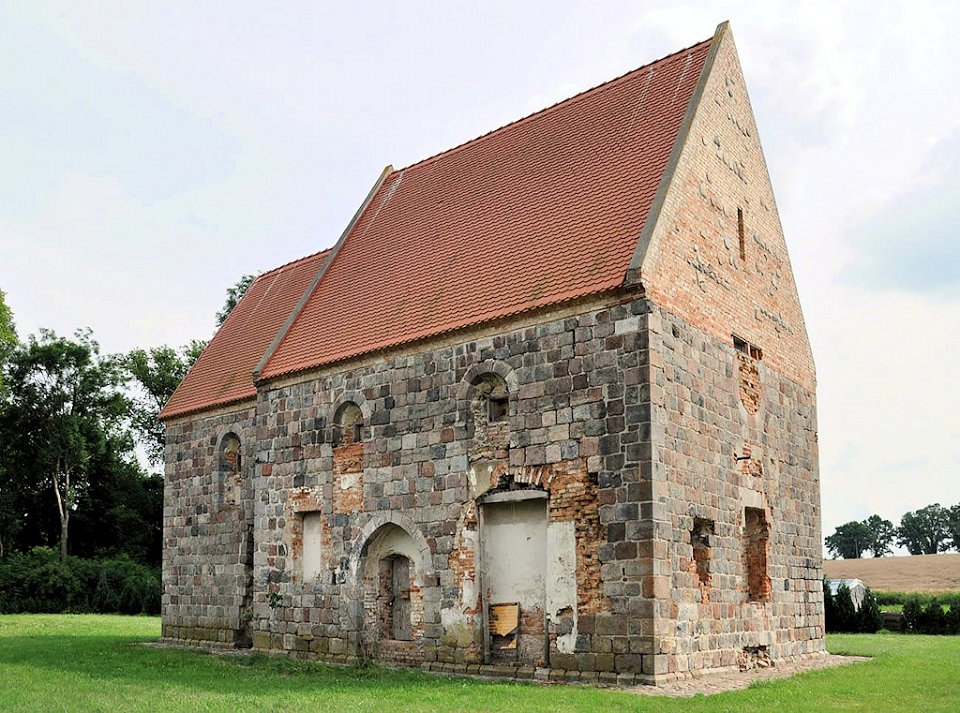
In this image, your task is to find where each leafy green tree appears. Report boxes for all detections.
[0,288,18,556]
[897,504,951,555]
[863,514,897,557]
[69,443,164,566]
[215,274,256,327]
[0,288,16,395]
[947,504,960,552]
[825,520,872,559]
[1,330,130,561]
[123,341,205,466]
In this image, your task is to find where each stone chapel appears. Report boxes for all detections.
[159,22,824,684]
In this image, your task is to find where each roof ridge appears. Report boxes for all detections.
[397,35,713,174]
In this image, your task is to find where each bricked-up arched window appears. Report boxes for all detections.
[333,401,364,446]
[332,401,365,514]
[733,335,762,415]
[219,432,243,506]
[469,373,510,463]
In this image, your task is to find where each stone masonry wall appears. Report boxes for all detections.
[646,305,823,681]
[631,26,823,681]
[161,403,258,646]
[161,288,820,680]
[246,293,664,674]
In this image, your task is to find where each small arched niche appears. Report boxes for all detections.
[334,401,365,446]
[219,432,243,506]
[468,372,510,462]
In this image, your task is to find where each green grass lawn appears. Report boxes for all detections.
[0,615,957,712]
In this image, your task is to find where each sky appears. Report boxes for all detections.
[1,1,958,551]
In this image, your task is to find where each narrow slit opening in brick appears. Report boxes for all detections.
[738,207,746,260]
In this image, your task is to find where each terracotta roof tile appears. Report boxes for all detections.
[260,38,711,379]
[159,249,330,419]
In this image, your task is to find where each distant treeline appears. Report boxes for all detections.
[825,505,960,559]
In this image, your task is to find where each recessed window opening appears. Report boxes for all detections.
[488,395,508,423]
[335,402,364,445]
[691,518,714,595]
[220,433,242,474]
[743,507,771,602]
[301,512,323,581]
[738,207,746,260]
[733,335,762,361]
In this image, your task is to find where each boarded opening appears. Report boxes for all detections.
[744,508,771,601]
[379,554,412,641]
[489,602,519,654]
[481,498,547,666]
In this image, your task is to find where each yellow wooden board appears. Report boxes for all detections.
[490,602,519,635]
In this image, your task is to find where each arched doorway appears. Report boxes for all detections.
[358,523,425,664]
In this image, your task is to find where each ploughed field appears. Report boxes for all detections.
[2,615,959,711]
[824,552,960,592]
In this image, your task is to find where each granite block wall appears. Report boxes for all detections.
[161,403,258,647]
[161,295,822,682]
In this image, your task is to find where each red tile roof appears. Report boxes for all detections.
[259,37,711,380]
[161,34,713,419]
[159,249,331,419]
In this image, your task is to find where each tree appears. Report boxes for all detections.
[123,341,205,466]
[215,274,256,327]
[0,289,16,395]
[1,329,130,561]
[897,504,951,555]
[947,504,960,552]
[0,288,17,556]
[831,583,857,632]
[863,514,897,557]
[856,586,883,633]
[825,520,872,559]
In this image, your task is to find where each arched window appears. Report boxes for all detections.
[219,432,243,506]
[469,372,510,463]
[334,401,364,445]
